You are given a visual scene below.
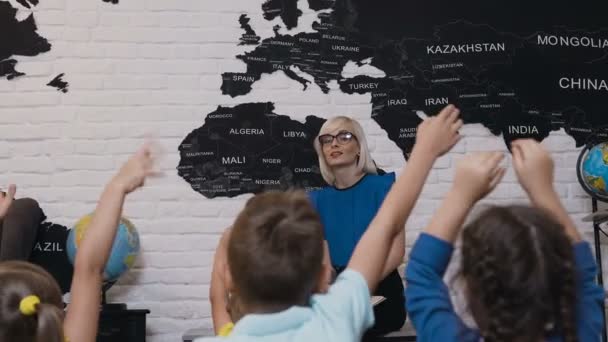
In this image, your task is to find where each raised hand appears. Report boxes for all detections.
[511,139,554,202]
[0,184,16,219]
[64,141,161,342]
[111,142,158,194]
[423,151,505,243]
[452,152,506,204]
[511,139,582,242]
[415,105,463,158]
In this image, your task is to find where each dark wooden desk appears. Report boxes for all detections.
[97,307,150,342]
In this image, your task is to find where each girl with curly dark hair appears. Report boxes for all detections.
[406,139,605,342]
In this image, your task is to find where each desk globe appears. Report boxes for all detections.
[66,214,140,286]
[577,142,608,202]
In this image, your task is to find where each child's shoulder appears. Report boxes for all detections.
[312,269,370,306]
[309,269,374,335]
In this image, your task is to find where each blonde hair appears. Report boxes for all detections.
[313,116,377,185]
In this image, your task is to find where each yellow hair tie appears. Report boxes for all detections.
[218,322,234,337]
[19,295,40,316]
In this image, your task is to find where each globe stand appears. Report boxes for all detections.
[591,198,608,342]
[97,281,150,342]
[577,142,608,342]
[101,281,126,310]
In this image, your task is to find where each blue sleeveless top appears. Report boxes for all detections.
[308,172,396,266]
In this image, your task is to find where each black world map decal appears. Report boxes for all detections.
[178,102,326,198]
[0,0,72,91]
[0,1,50,80]
[180,0,608,198]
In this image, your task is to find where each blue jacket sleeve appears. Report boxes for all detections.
[572,242,605,341]
[405,233,480,342]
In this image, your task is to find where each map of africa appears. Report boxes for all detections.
[178,102,326,198]
[180,0,608,198]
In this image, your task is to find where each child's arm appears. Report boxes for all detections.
[380,228,405,279]
[314,240,333,292]
[347,104,463,291]
[210,228,233,334]
[424,152,505,243]
[511,139,581,242]
[374,173,406,280]
[63,144,155,342]
[405,152,504,340]
[511,139,605,340]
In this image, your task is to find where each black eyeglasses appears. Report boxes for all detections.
[318,131,357,146]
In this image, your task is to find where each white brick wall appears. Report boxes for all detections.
[1,1,605,341]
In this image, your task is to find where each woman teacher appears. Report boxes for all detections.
[308,116,406,337]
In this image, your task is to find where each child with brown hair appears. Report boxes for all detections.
[406,139,605,341]
[201,105,463,341]
[0,143,156,342]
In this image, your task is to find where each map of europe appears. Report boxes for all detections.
[180,0,608,198]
